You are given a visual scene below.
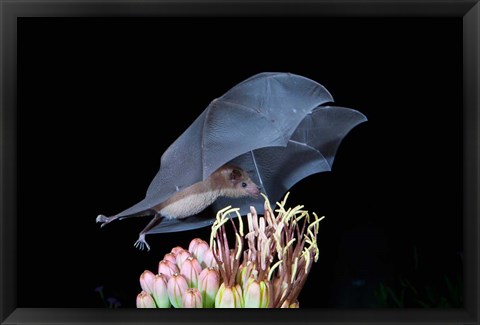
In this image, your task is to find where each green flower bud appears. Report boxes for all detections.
[152,274,171,308]
[215,283,243,308]
[237,261,255,291]
[243,277,269,308]
[197,267,220,308]
[167,273,188,308]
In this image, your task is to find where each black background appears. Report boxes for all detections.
[17,17,462,308]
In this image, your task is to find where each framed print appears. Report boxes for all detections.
[1,0,478,324]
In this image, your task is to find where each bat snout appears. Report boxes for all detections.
[248,186,261,198]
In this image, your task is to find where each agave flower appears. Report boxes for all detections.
[134,192,323,308]
[209,192,324,308]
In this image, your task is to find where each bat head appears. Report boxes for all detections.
[224,165,261,198]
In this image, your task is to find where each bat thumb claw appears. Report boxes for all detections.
[96,214,107,223]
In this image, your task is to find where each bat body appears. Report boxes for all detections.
[96,72,367,251]
[97,165,260,250]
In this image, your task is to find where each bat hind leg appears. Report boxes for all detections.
[134,213,164,252]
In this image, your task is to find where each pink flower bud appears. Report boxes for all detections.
[163,252,177,265]
[182,288,203,308]
[188,238,203,253]
[180,256,202,288]
[214,283,243,308]
[152,274,171,308]
[167,273,189,308]
[171,246,185,255]
[243,277,269,308]
[158,260,178,281]
[188,238,210,264]
[139,270,155,294]
[198,267,220,308]
[175,249,192,269]
[136,291,156,308]
[201,249,217,268]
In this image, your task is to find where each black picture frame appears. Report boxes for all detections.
[1,1,478,324]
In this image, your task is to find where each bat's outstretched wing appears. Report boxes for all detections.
[105,72,333,220]
[146,105,367,234]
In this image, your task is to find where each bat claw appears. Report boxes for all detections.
[96,214,113,228]
[134,235,150,251]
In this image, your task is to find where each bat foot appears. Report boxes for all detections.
[134,235,151,251]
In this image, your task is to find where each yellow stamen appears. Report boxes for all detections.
[268,260,283,280]
[235,233,242,260]
[283,238,296,255]
[291,257,298,284]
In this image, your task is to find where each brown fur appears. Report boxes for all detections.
[152,164,259,219]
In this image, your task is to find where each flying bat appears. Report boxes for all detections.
[96,72,367,251]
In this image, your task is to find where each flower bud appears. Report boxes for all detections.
[163,252,177,265]
[136,291,156,308]
[175,249,192,269]
[139,270,155,294]
[180,256,202,288]
[152,274,171,308]
[167,273,188,308]
[243,277,269,308]
[215,283,243,308]
[197,267,220,308]
[171,246,185,255]
[202,249,217,268]
[188,238,203,253]
[158,260,178,281]
[237,261,255,290]
[182,288,203,308]
[189,238,210,264]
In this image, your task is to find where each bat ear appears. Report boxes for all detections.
[229,169,242,181]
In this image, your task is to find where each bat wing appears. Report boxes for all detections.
[110,72,333,219]
[213,106,367,219]
[146,105,367,234]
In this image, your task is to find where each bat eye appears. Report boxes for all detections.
[241,182,247,188]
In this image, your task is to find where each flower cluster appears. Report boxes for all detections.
[136,238,219,308]
[136,192,323,308]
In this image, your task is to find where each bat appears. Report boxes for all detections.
[96,72,367,251]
